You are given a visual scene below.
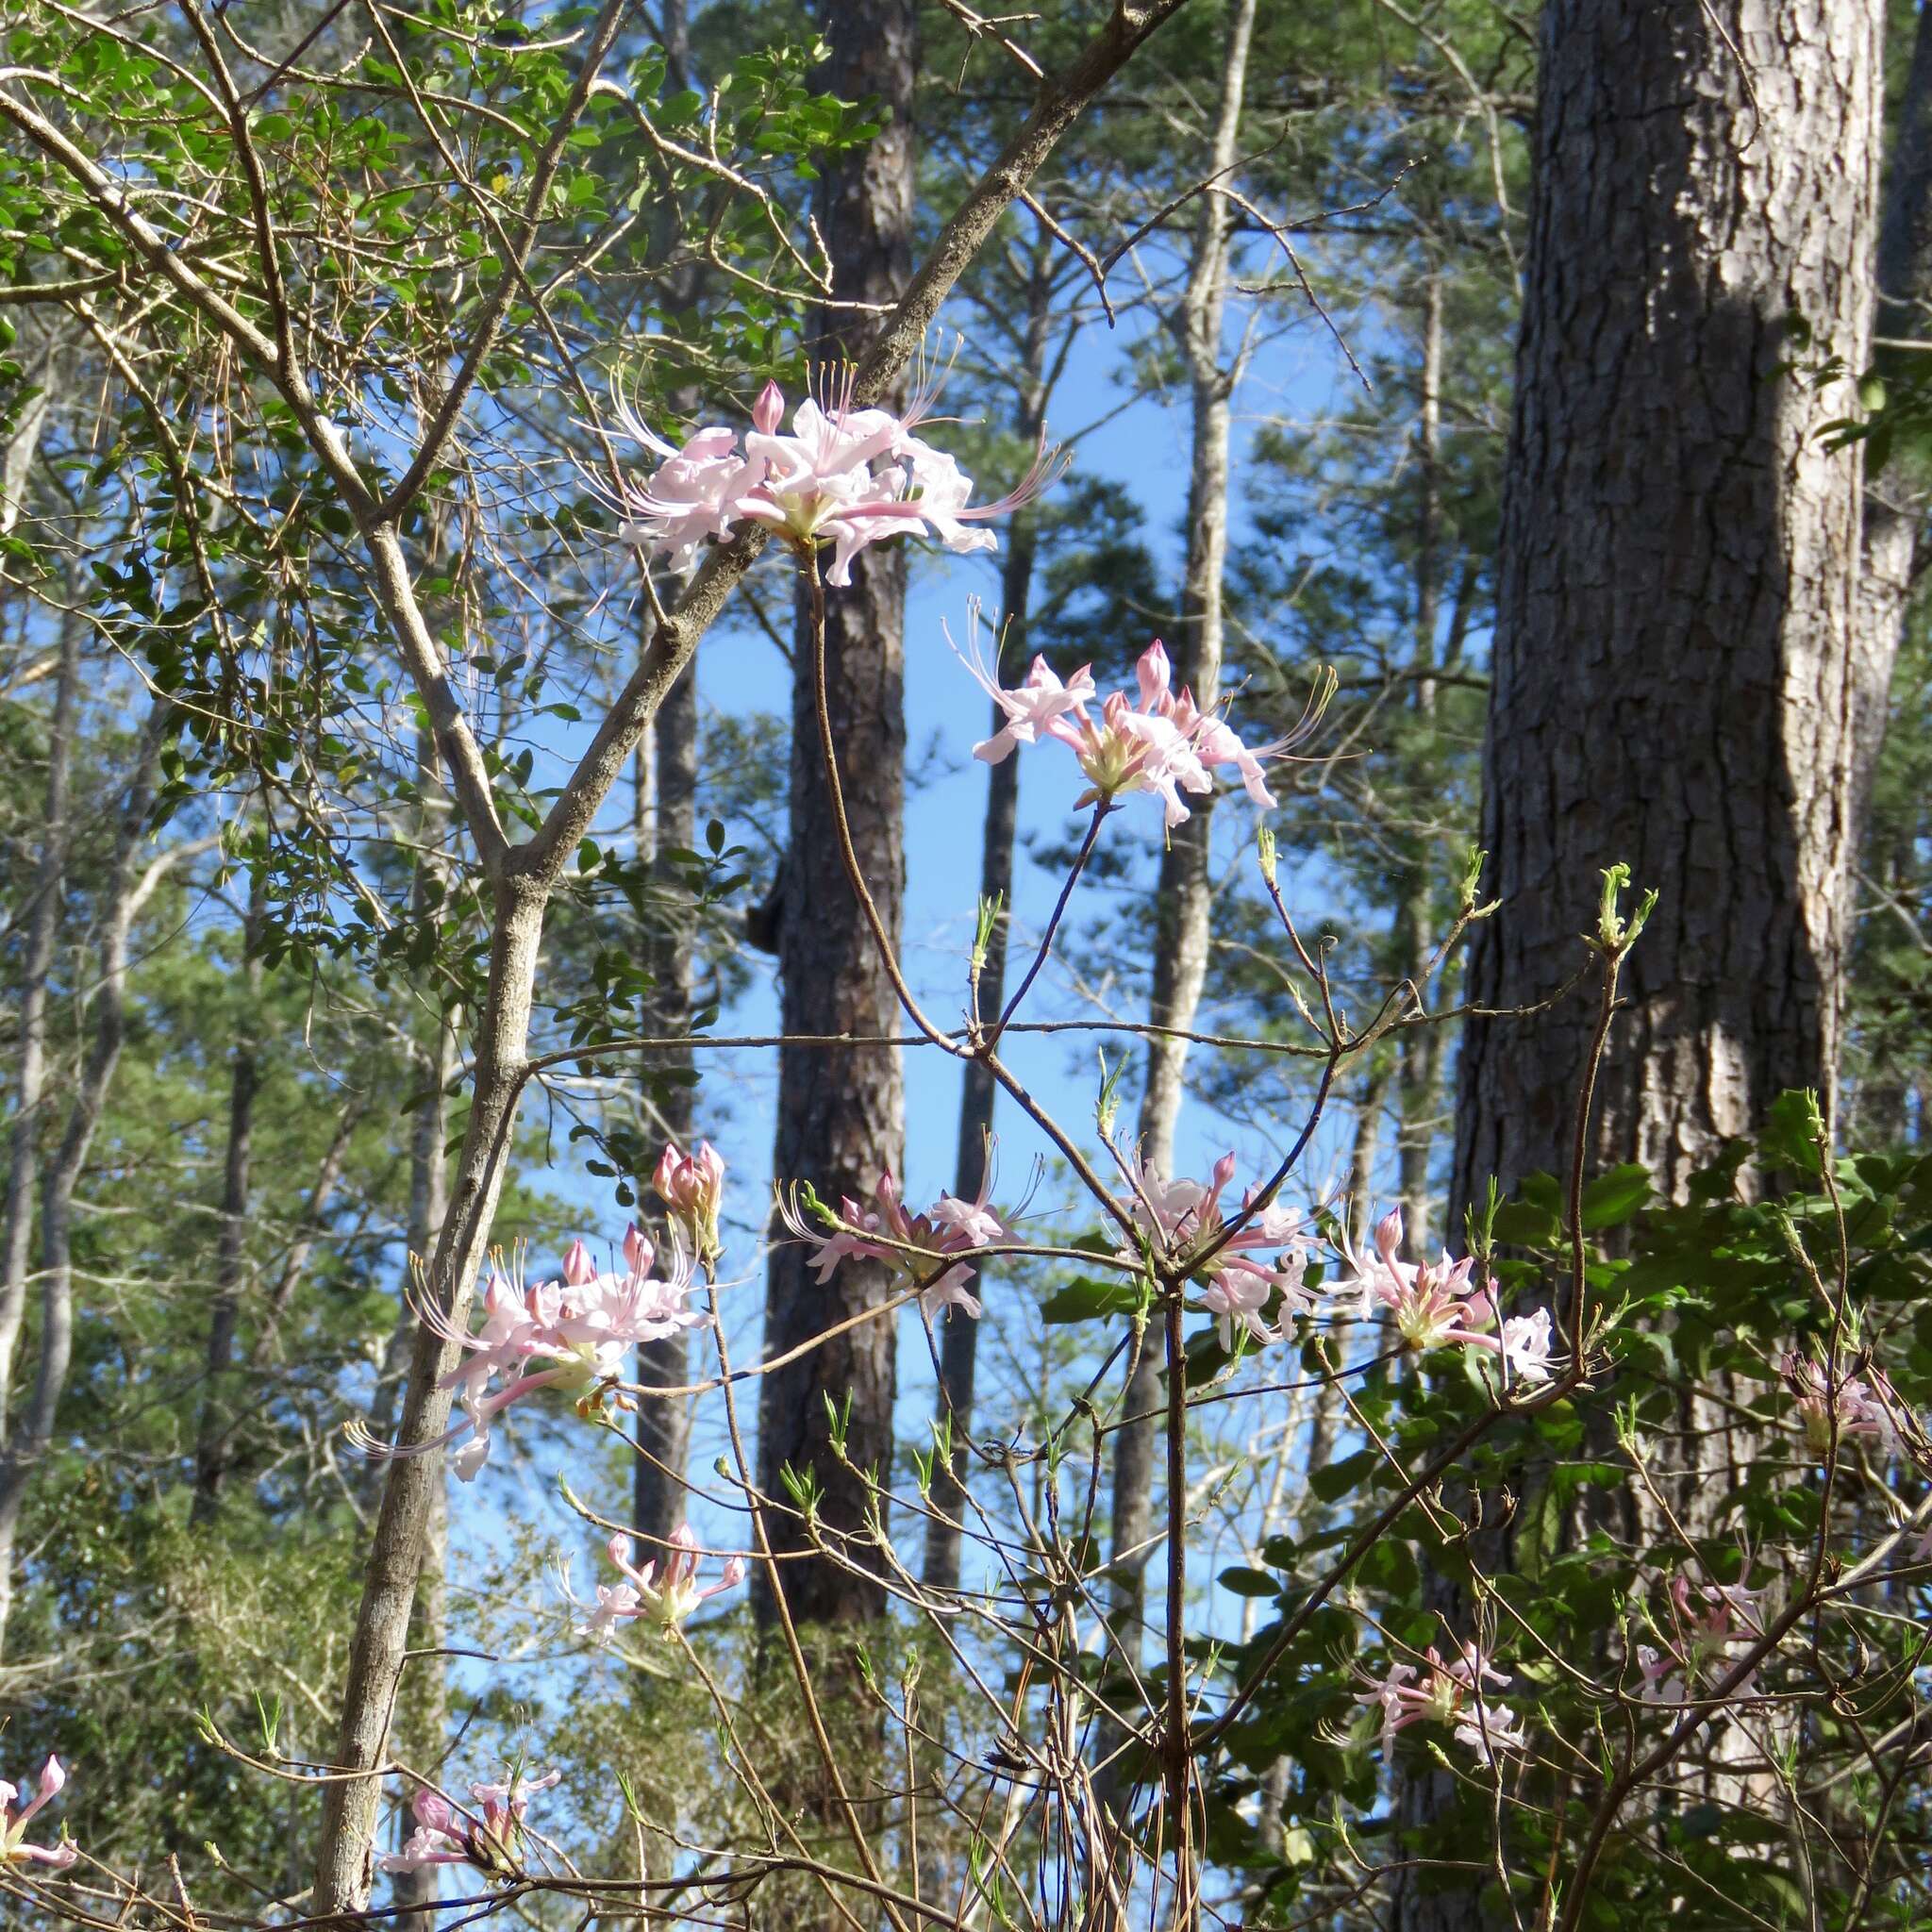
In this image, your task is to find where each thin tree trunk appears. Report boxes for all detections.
[1394,271,1444,1245]
[192,870,265,1524]
[1856,0,1932,795]
[0,714,168,1655]
[390,1021,452,1932]
[1104,0,1257,1694]
[248,1104,361,1372]
[923,252,1056,1596]
[753,0,916,1639]
[315,874,545,1914]
[0,608,77,1444]
[631,0,699,1557]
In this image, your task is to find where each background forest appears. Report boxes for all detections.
[0,1,1930,1929]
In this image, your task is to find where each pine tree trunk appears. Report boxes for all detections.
[923,246,1056,1596]
[1395,271,1446,1243]
[1849,0,1932,1089]
[753,0,916,1637]
[1452,0,1881,1217]
[633,0,697,1557]
[192,871,265,1523]
[634,661,698,1549]
[1419,8,1882,1929]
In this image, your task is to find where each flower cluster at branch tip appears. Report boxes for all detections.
[960,630,1321,829]
[379,1767,560,1879]
[1122,1151,1312,1349]
[1636,1573,1767,1706]
[356,1228,703,1481]
[1356,1641,1527,1766]
[655,1139,726,1268]
[1336,1208,1556,1385]
[575,1524,747,1642]
[0,1755,75,1869]
[788,1169,1009,1326]
[1779,1348,1901,1460]
[605,371,1058,585]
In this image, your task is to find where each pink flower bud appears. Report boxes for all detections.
[752,378,785,435]
[562,1239,595,1287]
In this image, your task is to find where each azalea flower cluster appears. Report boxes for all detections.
[791,1170,1008,1325]
[1122,1152,1312,1349]
[2,1754,75,1869]
[1356,1641,1528,1766]
[380,1767,559,1879]
[364,1225,703,1481]
[1779,1348,1901,1460]
[963,634,1297,830]
[1636,1573,1767,1706]
[1337,1208,1556,1386]
[607,375,1051,585]
[575,1524,746,1642]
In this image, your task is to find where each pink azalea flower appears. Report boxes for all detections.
[963,639,1297,830]
[1119,1151,1312,1343]
[575,1525,747,1641]
[1,1755,75,1869]
[1337,1208,1557,1387]
[654,1139,726,1266]
[380,1768,560,1879]
[357,1235,704,1481]
[1636,1572,1767,1707]
[1355,1641,1525,1766]
[951,612,1098,764]
[605,391,765,574]
[606,370,1055,587]
[1779,1348,1900,1459]
[785,1169,1009,1325]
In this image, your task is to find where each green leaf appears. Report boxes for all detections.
[1580,1162,1652,1229]
[1041,1276,1141,1324]
[1217,1567,1280,1598]
[1307,1448,1377,1504]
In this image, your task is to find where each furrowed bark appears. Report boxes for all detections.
[754,0,916,1639]
[1451,0,1880,1214]
[1424,5,1882,1926]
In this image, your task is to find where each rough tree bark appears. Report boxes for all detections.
[1451,0,1881,1217]
[923,246,1056,1596]
[1420,7,1882,1928]
[753,0,916,1637]
[1104,0,1257,1693]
